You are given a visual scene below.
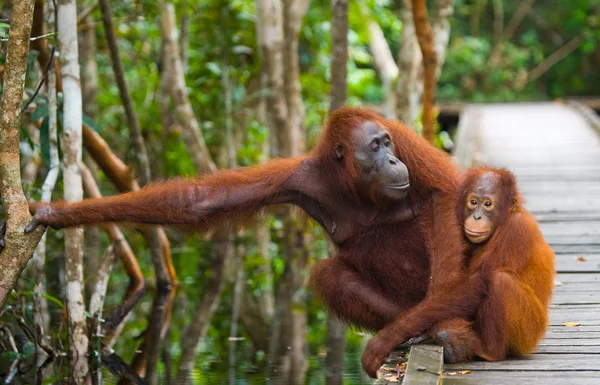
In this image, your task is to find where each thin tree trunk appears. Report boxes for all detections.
[98,0,152,186]
[0,0,46,308]
[258,1,310,382]
[32,0,58,357]
[81,164,147,345]
[492,0,504,43]
[159,0,216,174]
[431,0,455,78]
[282,0,309,157]
[331,0,349,112]
[365,12,398,118]
[88,246,116,385]
[179,0,189,74]
[256,0,290,158]
[411,0,437,143]
[237,84,274,354]
[395,0,423,126]
[27,16,175,381]
[79,11,98,119]
[326,2,348,384]
[78,7,101,294]
[58,0,90,382]
[21,118,42,189]
[176,232,233,385]
[159,4,235,384]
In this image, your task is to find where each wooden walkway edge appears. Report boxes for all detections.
[376,102,600,384]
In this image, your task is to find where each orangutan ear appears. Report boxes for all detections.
[333,144,343,159]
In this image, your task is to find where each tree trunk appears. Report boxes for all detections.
[0,0,46,308]
[411,0,438,143]
[256,0,289,158]
[330,0,349,112]
[326,2,348,384]
[431,0,455,78]
[159,0,216,174]
[88,246,116,385]
[175,231,233,385]
[395,0,423,126]
[158,3,236,384]
[366,14,398,118]
[98,0,152,185]
[282,0,309,157]
[58,0,91,382]
[78,7,102,295]
[256,1,310,382]
[32,0,59,357]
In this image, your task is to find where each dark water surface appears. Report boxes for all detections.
[2,350,372,384]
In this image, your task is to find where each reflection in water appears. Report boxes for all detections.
[2,349,372,384]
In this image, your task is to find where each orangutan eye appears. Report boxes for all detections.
[484,201,492,207]
[383,138,391,147]
[371,142,380,152]
[470,199,477,206]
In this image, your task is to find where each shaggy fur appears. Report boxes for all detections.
[28,108,471,377]
[425,168,555,362]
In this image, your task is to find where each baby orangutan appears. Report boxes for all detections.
[413,167,555,363]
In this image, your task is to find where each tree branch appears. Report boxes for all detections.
[526,36,583,84]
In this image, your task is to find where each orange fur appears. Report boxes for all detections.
[431,167,555,362]
[28,107,469,378]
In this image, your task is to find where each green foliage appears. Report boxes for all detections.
[441,0,600,101]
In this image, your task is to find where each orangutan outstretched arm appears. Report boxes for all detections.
[26,157,310,232]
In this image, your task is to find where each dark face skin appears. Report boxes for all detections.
[350,121,410,202]
[463,172,502,243]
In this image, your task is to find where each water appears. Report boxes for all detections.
[1,349,373,384]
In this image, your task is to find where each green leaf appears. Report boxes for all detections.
[82,113,100,132]
[31,103,49,121]
[42,293,64,308]
[22,341,36,359]
[40,116,50,166]
[1,350,19,361]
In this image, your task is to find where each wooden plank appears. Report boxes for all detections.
[403,344,443,385]
[555,258,600,273]
[554,272,600,284]
[535,346,600,354]
[442,371,600,385]
[537,338,600,346]
[551,245,600,254]
[445,354,600,371]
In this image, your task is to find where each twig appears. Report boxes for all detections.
[22,46,55,113]
[0,32,57,42]
[4,358,19,383]
[0,327,18,352]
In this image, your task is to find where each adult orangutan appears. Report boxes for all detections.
[20,107,469,377]
[402,168,555,364]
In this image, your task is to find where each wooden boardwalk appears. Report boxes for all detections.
[445,102,600,384]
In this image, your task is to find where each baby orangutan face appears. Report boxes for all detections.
[463,172,502,244]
